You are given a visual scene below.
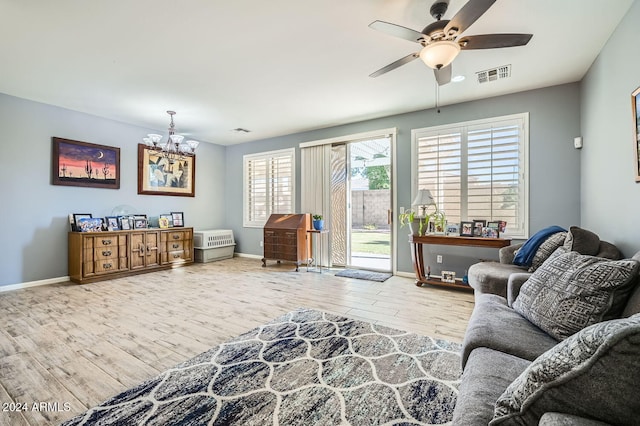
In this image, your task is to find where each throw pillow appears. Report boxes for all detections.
[490,314,640,426]
[513,248,639,340]
[528,231,567,273]
[563,226,600,255]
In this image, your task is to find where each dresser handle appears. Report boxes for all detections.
[173,254,180,258]
[172,234,180,239]
[103,263,112,269]
[102,250,112,257]
[102,239,112,245]
[172,243,179,249]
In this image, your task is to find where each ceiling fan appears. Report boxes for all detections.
[369,0,533,85]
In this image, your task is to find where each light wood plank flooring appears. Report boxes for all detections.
[0,257,475,425]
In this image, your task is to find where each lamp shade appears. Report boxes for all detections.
[412,189,435,208]
[419,41,461,69]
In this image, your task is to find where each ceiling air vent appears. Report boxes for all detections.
[476,64,511,84]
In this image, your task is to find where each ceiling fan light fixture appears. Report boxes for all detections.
[419,40,461,69]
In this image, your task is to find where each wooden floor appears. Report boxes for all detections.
[0,257,475,426]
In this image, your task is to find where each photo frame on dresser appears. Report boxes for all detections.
[72,213,92,232]
[105,216,120,231]
[171,212,184,227]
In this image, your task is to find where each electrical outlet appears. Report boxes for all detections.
[436,255,443,264]
[260,241,263,247]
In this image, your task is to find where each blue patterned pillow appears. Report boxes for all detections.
[514,248,639,340]
[491,314,640,425]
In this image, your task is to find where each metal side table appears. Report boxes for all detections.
[307,229,329,273]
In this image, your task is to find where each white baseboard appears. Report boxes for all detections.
[395,271,415,279]
[234,252,263,259]
[0,276,70,293]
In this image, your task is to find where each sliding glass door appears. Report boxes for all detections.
[330,137,392,272]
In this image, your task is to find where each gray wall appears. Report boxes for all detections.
[0,93,226,287]
[580,0,640,256]
[225,83,582,275]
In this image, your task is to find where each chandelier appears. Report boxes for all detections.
[142,111,199,162]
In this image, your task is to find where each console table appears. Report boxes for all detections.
[409,234,511,290]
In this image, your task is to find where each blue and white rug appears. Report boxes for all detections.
[62,308,462,425]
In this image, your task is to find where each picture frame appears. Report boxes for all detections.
[119,216,132,230]
[138,144,195,197]
[487,221,501,237]
[632,86,640,182]
[171,212,184,227]
[446,223,460,236]
[72,213,92,232]
[460,221,474,237]
[159,214,173,228]
[441,270,456,283]
[77,217,103,232]
[105,216,120,231]
[473,221,485,237]
[133,217,148,229]
[52,137,120,189]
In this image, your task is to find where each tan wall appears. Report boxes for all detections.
[351,189,390,230]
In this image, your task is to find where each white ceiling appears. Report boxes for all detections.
[0,0,633,146]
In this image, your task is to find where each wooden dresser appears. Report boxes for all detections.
[262,214,311,271]
[68,228,193,284]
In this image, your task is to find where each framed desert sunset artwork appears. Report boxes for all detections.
[51,137,120,189]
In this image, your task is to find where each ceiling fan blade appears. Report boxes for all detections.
[445,0,497,35]
[369,20,424,43]
[459,33,533,49]
[434,65,452,86]
[369,53,419,78]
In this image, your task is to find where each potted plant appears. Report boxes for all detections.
[312,214,324,231]
[398,209,426,236]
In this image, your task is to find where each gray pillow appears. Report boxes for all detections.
[563,226,600,255]
[528,231,567,272]
[491,314,640,425]
[514,248,639,340]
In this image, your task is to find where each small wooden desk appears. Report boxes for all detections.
[409,234,512,290]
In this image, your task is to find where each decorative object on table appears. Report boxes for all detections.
[632,86,640,182]
[460,221,474,237]
[61,308,462,426]
[412,189,447,235]
[472,220,486,237]
[441,270,456,283]
[138,143,196,197]
[399,208,424,236]
[427,265,431,279]
[72,213,92,232]
[412,189,436,218]
[312,214,324,231]
[133,215,148,229]
[158,216,170,229]
[171,212,184,227]
[118,216,132,230]
[52,137,120,189]
[446,223,459,236]
[159,213,173,228]
[77,217,103,232]
[104,216,119,231]
[487,221,501,237]
[498,220,508,234]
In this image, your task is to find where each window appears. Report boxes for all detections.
[412,113,528,238]
[243,148,295,227]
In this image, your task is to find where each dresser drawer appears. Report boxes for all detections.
[166,240,185,251]
[162,231,186,243]
[162,251,187,263]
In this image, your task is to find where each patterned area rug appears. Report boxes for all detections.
[62,308,462,425]
[334,269,393,282]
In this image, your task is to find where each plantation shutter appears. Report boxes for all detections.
[244,148,295,227]
[413,114,527,238]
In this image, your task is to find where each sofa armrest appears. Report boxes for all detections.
[507,272,532,307]
[539,412,612,426]
[499,242,524,264]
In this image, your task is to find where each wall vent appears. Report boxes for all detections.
[476,64,511,84]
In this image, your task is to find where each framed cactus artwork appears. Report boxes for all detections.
[51,137,120,189]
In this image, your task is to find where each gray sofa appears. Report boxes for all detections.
[452,245,640,425]
[468,226,623,298]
